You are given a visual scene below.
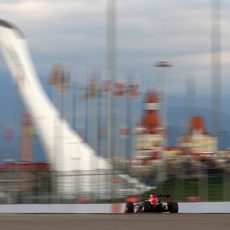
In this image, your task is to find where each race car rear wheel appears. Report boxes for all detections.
[143,201,152,213]
[125,202,134,213]
[168,202,179,213]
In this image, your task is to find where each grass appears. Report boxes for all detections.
[148,178,230,202]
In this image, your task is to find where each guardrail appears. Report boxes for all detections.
[0,202,230,213]
[179,202,230,213]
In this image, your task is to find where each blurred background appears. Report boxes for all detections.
[0,0,229,204]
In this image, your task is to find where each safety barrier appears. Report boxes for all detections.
[179,202,230,213]
[0,202,230,213]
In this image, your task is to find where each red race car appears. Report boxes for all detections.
[125,193,179,213]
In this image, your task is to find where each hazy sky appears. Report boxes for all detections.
[0,0,230,96]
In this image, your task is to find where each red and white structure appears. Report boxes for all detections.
[133,91,165,168]
[178,116,218,159]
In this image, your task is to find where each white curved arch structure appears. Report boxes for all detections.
[0,19,110,198]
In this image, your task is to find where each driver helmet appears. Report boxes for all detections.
[150,194,156,199]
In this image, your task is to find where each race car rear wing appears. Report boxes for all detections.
[153,193,171,202]
[154,193,171,198]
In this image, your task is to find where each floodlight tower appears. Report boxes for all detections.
[154,61,172,142]
[153,61,172,183]
[107,0,117,164]
[211,0,221,147]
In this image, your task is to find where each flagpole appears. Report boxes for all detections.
[60,65,65,202]
[84,77,89,144]
[96,75,102,199]
[125,79,131,173]
[97,76,102,158]
[72,75,77,131]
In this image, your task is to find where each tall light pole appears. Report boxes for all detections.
[211,0,221,148]
[153,61,172,183]
[107,0,117,197]
[107,0,117,162]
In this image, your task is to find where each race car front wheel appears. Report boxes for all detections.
[168,202,179,213]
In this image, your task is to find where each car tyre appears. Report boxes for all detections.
[168,202,179,213]
[125,202,134,213]
[143,201,152,213]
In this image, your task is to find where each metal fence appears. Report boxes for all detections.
[0,159,230,204]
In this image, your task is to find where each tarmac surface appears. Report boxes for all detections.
[0,214,229,230]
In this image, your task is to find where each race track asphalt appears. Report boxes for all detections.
[0,214,229,230]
